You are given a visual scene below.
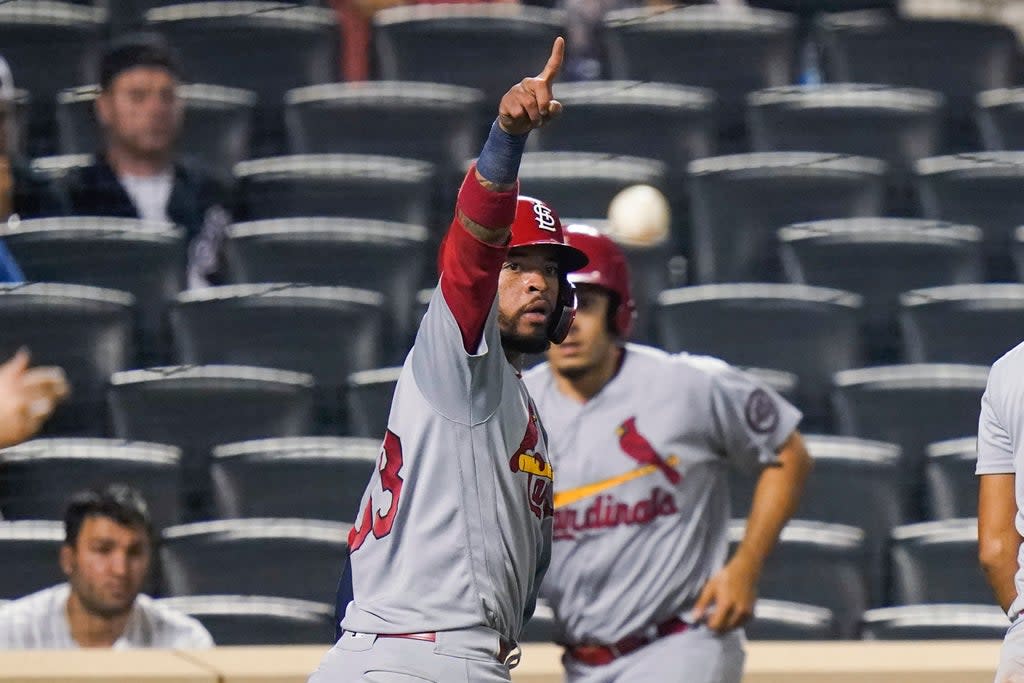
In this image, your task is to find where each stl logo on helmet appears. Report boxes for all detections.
[531,201,557,232]
[509,403,554,520]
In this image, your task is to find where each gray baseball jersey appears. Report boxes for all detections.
[340,175,553,644]
[977,340,1024,620]
[524,344,801,646]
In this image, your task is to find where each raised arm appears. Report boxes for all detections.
[439,37,564,353]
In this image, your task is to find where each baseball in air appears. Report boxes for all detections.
[606,184,671,246]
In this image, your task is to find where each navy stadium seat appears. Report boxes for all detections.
[978,88,1024,151]
[889,518,989,605]
[158,595,335,645]
[925,437,978,522]
[861,604,1009,640]
[0,520,65,599]
[745,599,837,640]
[346,367,401,440]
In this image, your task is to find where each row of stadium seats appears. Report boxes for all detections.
[0,513,998,639]
[2,3,1022,154]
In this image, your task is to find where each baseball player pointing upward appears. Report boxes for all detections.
[310,39,588,683]
[524,226,813,683]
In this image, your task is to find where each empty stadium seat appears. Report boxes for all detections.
[817,12,1019,150]
[0,520,65,599]
[604,5,797,147]
[832,364,988,520]
[862,603,1009,640]
[56,83,256,180]
[0,283,135,435]
[747,84,944,214]
[729,519,867,638]
[1016,228,1024,283]
[779,218,984,362]
[234,155,435,226]
[372,4,562,111]
[211,437,378,523]
[889,518,989,605]
[158,595,334,645]
[656,284,863,424]
[916,153,1024,282]
[517,153,668,230]
[160,518,349,604]
[0,1,103,155]
[4,87,30,157]
[745,599,837,641]
[0,438,182,529]
[108,365,316,518]
[146,2,337,156]
[346,367,401,439]
[224,218,429,358]
[688,153,886,283]
[978,88,1024,151]
[29,153,91,183]
[740,367,799,406]
[521,600,557,643]
[0,217,186,365]
[748,0,895,14]
[285,82,482,183]
[900,284,1024,365]
[926,437,978,521]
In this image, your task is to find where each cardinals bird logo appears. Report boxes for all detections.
[510,403,553,519]
[616,417,680,485]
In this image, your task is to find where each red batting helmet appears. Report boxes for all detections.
[511,196,588,344]
[563,224,637,339]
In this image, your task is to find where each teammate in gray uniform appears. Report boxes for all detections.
[978,341,1024,683]
[524,226,813,683]
[310,38,589,683]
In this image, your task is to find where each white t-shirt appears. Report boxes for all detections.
[119,171,173,224]
[0,583,214,649]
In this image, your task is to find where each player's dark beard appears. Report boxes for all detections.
[501,329,550,355]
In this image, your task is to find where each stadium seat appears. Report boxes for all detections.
[0,520,65,599]
[745,599,837,641]
[211,436,378,523]
[740,367,799,407]
[817,12,1019,150]
[779,218,984,362]
[224,218,429,359]
[521,600,557,643]
[978,88,1024,151]
[0,438,182,529]
[145,2,337,156]
[1016,228,1024,283]
[0,283,135,435]
[0,217,186,365]
[831,364,988,520]
[56,83,256,180]
[889,518,990,605]
[160,518,349,604]
[656,284,863,425]
[517,153,668,230]
[0,1,103,156]
[157,595,334,645]
[285,82,483,184]
[729,519,867,638]
[3,87,30,157]
[347,367,401,439]
[747,0,895,14]
[688,153,886,283]
[28,153,92,183]
[372,4,562,114]
[603,5,797,148]
[862,604,1010,640]
[916,153,1024,282]
[171,284,385,432]
[234,155,435,227]
[732,435,901,605]
[747,84,944,214]
[900,284,1024,366]
[925,437,978,521]
[108,365,316,519]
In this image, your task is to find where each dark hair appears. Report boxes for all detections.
[100,33,182,91]
[64,484,154,547]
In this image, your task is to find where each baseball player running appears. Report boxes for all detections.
[978,341,1024,683]
[523,226,813,683]
[310,38,589,683]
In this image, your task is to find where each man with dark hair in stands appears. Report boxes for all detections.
[0,484,212,648]
[63,34,231,289]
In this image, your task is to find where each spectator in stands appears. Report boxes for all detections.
[63,34,231,289]
[0,484,212,649]
[0,348,68,449]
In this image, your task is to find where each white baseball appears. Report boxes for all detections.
[606,184,671,246]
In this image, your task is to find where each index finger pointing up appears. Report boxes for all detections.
[537,36,565,84]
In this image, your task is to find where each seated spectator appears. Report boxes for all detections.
[0,348,68,449]
[0,484,213,648]
[63,34,231,289]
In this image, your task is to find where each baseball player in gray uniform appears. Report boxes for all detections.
[310,38,589,683]
[978,341,1024,683]
[523,226,813,683]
